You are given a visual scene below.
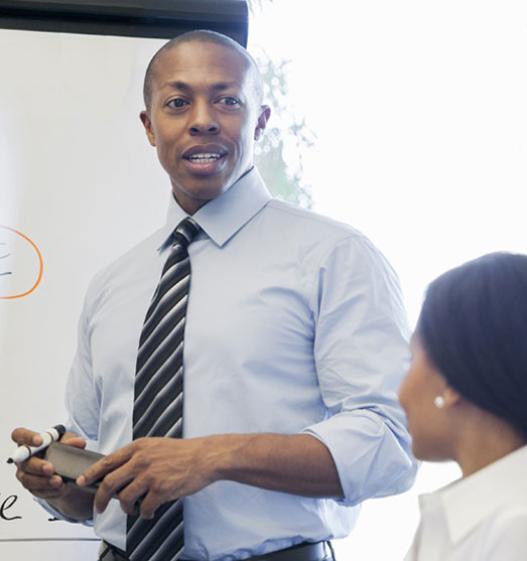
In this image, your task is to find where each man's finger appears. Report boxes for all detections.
[77,446,132,487]
[61,432,86,449]
[94,465,135,513]
[117,479,148,516]
[11,427,42,446]
[19,457,55,477]
[139,491,163,520]
[17,470,63,495]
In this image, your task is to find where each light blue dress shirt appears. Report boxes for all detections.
[61,167,416,560]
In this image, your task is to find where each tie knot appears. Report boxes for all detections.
[172,217,200,249]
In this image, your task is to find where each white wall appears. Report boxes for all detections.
[0,28,167,558]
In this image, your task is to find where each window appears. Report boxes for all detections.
[249,1,527,557]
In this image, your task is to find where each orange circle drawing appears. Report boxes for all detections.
[0,225,44,300]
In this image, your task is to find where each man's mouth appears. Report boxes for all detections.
[181,146,228,175]
[185,152,225,164]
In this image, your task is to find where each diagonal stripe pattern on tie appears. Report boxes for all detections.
[127,217,200,561]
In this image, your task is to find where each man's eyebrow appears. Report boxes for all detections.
[164,80,242,92]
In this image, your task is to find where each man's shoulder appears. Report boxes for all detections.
[260,199,394,273]
[263,199,363,241]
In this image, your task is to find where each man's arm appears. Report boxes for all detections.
[303,235,417,505]
[216,432,343,497]
[78,432,342,519]
[12,427,94,521]
[79,233,415,519]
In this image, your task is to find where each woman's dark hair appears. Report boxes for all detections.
[417,252,527,438]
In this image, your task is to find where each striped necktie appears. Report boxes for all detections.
[126,217,200,561]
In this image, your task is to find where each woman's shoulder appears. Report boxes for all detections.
[468,502,527,561]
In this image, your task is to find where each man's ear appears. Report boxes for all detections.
[140,110,156,147]
[254,105,271,141]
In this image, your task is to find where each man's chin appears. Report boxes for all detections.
[171,182,232,214]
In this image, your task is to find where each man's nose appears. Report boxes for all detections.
[189,101,220,135]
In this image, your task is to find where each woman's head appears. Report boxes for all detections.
[399,252,527,461]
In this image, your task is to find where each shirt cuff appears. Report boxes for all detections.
[303,410,417,506]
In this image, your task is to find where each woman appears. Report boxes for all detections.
[399,252,527,561]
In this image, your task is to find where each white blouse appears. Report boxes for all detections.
[405,445,527,561]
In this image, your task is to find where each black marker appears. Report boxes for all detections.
[7,424,66,464]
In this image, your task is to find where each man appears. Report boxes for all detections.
[12,30,416,561]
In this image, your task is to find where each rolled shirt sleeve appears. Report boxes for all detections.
[304,235,417,505]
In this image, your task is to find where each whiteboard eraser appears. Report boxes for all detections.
[43,442,104,494]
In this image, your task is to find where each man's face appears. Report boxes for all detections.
[141,41,270,214]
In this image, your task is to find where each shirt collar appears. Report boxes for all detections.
[420,445,527,545]
[160,166,272,251]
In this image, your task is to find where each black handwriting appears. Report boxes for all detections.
[0,493,22,521]
[0,241,12,277]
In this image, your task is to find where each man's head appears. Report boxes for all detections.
[140,30,270,214]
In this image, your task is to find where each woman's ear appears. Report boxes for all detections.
[443,385,462,408]
[434,383,462,409]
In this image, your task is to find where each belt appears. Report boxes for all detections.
[99,541,332,561]
[240,541,330,561]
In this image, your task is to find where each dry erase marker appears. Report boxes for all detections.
[7,424,66,464]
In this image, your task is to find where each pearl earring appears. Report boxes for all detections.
[434,396,445,409]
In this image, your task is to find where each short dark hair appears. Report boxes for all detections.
[143,29,263,111]
[417,252,527,437]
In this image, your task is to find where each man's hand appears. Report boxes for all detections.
[77,436,217,519]
[77,433,343,521]
[11,427,86,500]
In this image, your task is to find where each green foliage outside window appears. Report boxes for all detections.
[249,0,315,208]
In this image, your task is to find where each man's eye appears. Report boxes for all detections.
[219,97,241,107]
[167,98,188,109]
